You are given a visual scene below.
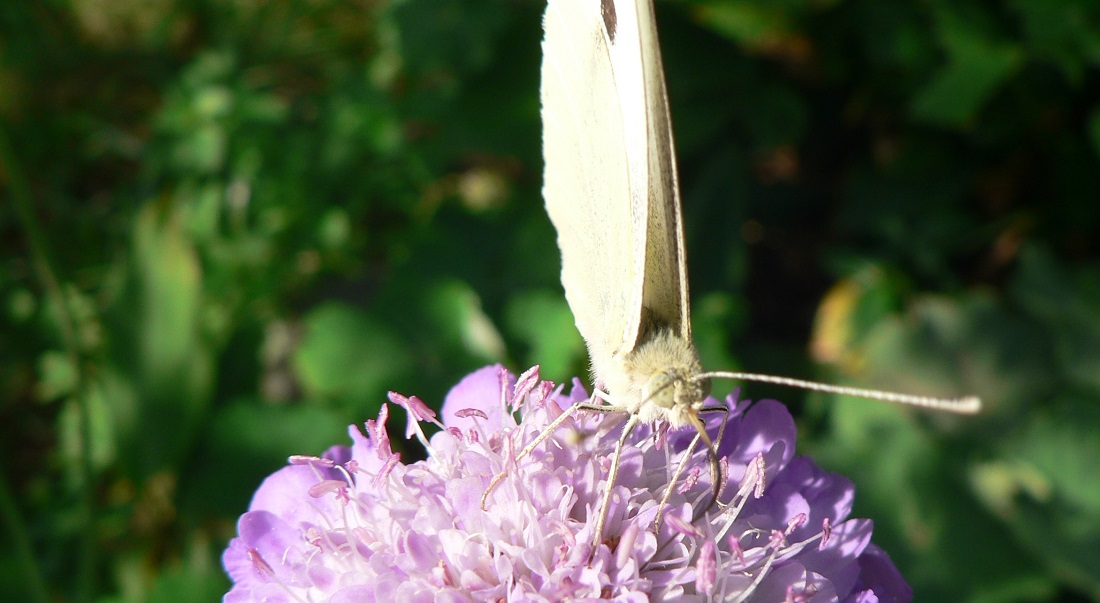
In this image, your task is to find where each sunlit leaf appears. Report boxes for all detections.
[108,203,214,478]
[35,350,76,402]
[505,289,584,381]
[293,301,413,417]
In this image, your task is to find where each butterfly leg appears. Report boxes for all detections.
[696,404,730,517]
[654,404,731,529]
[707,403,730,456]
[589,411,640,552]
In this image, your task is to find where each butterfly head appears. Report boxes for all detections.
[626,330,722,522]
[618,328,710,427]
[641,368,710,427]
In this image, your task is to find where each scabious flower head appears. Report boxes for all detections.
[223,365,912,602]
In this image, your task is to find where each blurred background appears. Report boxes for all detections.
[2,0,1098,600]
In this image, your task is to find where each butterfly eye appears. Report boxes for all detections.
[643,372,679,410]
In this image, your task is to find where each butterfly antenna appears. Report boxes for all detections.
[694,371,981,414]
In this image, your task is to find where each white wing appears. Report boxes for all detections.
[542,0,635,367]
[632,0,691,342]
[542,0,691,380]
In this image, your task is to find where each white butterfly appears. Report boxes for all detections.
[484,0,980,550]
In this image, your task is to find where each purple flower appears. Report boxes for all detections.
[222,365,912,602]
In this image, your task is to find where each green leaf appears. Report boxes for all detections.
[423,279,506,364]
[181,400,350,518]
[821,281,1057,415]
[1007,0,1100,84]
[293,301,413,416]
[58,377,123,481]
[504,289,584,381]
[107,203,214,478]
[35,350,77,401]
[912,13,1022,128]
[694,0,794,52]
[811,397,1055,602]
[1011,245,1100,392]
[986,398,1100,597]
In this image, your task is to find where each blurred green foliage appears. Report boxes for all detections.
[1,0,1098,600]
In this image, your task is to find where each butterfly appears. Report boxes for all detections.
[483,0,980,550]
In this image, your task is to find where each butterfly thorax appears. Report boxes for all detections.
[597,328,710,427]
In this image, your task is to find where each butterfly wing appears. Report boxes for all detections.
[631,0,692,341]
[542,0,690,381]
[542,0,639,368]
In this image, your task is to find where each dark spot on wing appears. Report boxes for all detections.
[601,0,617,42]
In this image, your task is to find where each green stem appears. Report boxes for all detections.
[0,456,49,602]
[0,125,94,602]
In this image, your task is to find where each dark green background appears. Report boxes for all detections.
[2,0,1098,600]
